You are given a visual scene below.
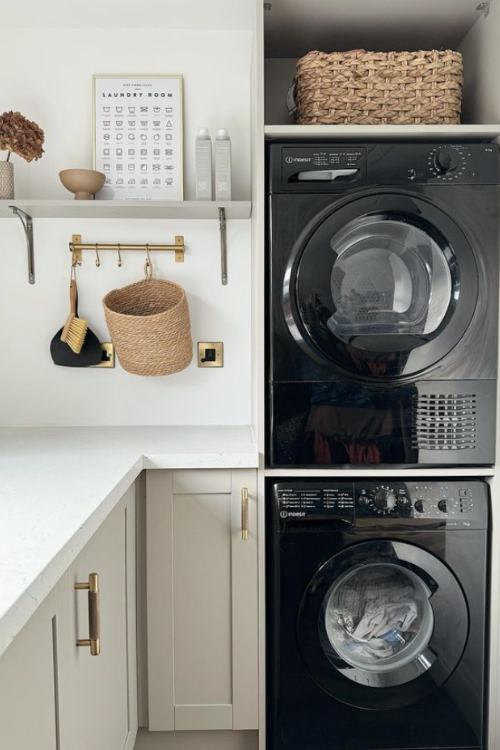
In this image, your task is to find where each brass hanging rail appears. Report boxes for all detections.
[69,234,185,264]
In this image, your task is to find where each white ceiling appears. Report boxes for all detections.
[265,0,487,56]
[0,0,254,29]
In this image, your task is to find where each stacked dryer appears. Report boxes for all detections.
[267,142,499,468]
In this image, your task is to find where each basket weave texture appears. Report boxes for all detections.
[103,278,193,376]
[295,49,463,125]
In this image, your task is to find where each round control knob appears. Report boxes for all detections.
[433,149,459,175]
[373,488,397,512]
[414,499,425,513]
[438,499,448,513]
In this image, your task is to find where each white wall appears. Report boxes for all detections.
[0,27,252,426]
[460,11,500,124]
[1,0,253,30]
[0,218,251,426]
[0,28,251,199]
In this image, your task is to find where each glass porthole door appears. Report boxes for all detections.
[328,217,452,343]
[285,195,479,379]
[297,540,469,709]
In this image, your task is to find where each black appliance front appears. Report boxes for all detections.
[267,143,499,467]
[266,479,489,750]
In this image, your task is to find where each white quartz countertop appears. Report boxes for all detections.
[0,426,258,658]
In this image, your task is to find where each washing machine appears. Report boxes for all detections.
[266,478,489,750]
[268,142,499,467]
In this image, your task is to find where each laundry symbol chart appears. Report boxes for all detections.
[94,75,183,199]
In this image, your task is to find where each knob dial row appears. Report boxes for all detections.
[357,489,449,515]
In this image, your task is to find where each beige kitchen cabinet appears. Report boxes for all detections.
[57,484,137,750]
[0,585,59,748]
[146,469,258,732]
[0,484,137,750]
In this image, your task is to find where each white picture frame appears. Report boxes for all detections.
[93,74,184,201]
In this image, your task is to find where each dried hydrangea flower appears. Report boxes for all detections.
[0,111,44,162]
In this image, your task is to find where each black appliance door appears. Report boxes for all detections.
[297,539,468,710]
[285,194,479,379]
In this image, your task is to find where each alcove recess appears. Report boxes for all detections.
[263,0,500,141]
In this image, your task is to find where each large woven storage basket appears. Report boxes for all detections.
[103,278,193,376]
[295,49,463,125]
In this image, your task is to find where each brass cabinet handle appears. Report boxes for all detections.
[75,573,101,656]
[241,487,249,540]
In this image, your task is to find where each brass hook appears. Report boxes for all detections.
[117,243,122,267]
[94,243,101,268]
[144,243,153,279]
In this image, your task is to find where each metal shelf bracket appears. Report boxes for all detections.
[10,205,35,284]
[218,207,228,285]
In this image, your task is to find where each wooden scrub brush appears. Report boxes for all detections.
[60,267,88,354]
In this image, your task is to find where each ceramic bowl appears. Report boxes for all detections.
[59,169,105,200]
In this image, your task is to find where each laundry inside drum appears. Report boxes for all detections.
[328,217,452,339]
[323,562,434,673]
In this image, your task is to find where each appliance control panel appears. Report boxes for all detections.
[270,143,500,192]
[273,480,488,529]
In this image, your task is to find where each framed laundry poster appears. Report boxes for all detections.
[93,74,184,200]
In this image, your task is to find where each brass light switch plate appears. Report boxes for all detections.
[198,342,223,367]
[91,342,115,368]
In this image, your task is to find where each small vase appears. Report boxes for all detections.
[0,162,14,199]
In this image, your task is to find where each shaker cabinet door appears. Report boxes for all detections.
[57,486,137,750]
[146,468,258,732]
[0,587,59,749]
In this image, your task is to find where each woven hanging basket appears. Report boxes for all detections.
[103,278,193,376]
[294,49,463,125]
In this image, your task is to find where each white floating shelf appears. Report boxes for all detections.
[0,200,251,220]
[264,124,500,141]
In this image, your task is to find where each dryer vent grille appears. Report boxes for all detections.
[412,394,477,451]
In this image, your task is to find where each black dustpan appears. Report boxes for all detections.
[50,325,102,367]
[50,272,102,367]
